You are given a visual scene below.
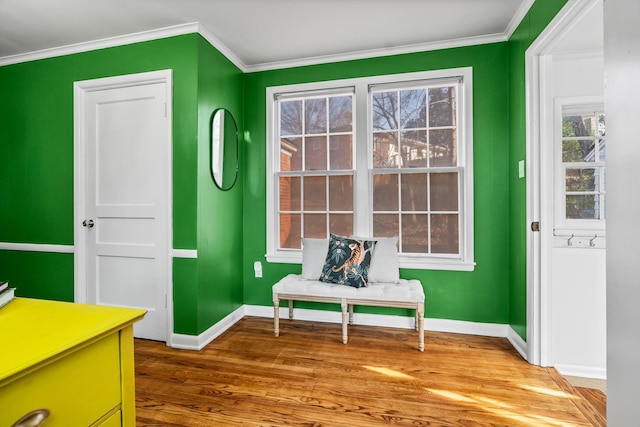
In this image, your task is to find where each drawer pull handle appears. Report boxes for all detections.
[12,409,50,427]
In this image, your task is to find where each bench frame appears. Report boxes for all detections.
[273,292,425,351]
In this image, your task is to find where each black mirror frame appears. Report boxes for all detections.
[210,108,239,191]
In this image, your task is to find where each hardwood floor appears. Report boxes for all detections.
[134,317,605,426]
[576,387,606,421]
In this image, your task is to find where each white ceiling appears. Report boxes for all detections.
[0,0,535,70]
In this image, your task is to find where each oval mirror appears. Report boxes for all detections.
[210,108,238,191]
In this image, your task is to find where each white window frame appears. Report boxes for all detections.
[266,68,474,271]
[554,96,606,236]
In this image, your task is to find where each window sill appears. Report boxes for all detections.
[265,253,476,272]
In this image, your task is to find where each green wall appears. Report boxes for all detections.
[507,0,569,339]
[243,43,512,324]
[192,37,244,334]
[0,34,244,336]
[0,0,570,340]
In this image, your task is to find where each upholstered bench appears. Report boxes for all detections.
[272,273,426,351]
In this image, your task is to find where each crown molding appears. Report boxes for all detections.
[243,33,508,73]
[0,8,531,72]
[505,0,536,39]
[196,23,247,72]
[0,22,200,67]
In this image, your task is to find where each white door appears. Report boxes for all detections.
[74,71,172,342]
[526,0,605,374]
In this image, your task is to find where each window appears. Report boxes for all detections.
[371,83,460,256]
[559,106,606,224]
[276,90,355,248]
[266,68,474,271]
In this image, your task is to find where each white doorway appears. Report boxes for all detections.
[526,0,605,378]
[74,70,173,342]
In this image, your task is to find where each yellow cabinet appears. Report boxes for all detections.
[0,298,145,427]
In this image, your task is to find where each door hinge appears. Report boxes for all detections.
[531,222,540,232]
[163,102,167,118]
[164,293,167,308]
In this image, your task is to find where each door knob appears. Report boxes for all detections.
[82,219,95,228]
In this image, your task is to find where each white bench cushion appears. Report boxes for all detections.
[273,273,424,303]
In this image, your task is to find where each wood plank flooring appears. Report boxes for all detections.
[134,317,604,426]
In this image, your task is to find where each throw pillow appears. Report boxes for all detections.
[350,235,400,283]
[301,238,329,280]
[319,234,376,288]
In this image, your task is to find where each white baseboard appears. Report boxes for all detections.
[554,363,607,380]
[169,305,245,350]
[507,326,528,360]
[244,304,510,337]
[168,304,525,353]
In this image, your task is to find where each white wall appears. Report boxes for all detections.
[604,0,640,422]
[548,52,606,378]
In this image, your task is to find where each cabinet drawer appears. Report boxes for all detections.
[97,410,122,427]
[1,333,121,427]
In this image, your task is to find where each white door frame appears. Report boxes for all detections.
[73,69,173,340]
[525,0,601,365]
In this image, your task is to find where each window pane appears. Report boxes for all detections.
[280,213,301,249]
[281,137,302,171]
[329,135,352,170]
[400,89,426,129]
[279,176,301,211]
[431,173,458,211]
[280,100,302,136]
[373,132,399,168]
[401,173,428,211]
[303,176,326,211]
[373,91,398,130]
[566,195,599,219]
[429,87,456,127]
[402,214,428,253]
[596,113,606,137]
[373,214,399,238]
[563,115,595,138]
[430,129,457,166]
[329,175,353,211]
[599,138,606,161]
[305,136,327,171]
[566,168,596,192]
[304,213,326,238]
[305,98,326,134]
[373,174,398,211]
[562,139,595,163]
[400,130,427,168]
[330,214,353,237]
[329,96,352,132]
[431,214,459,254]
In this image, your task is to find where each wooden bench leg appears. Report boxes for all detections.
[288,299,294,320]
[273,296,280,337]
[417,302,425,352]
[349,304,354,325]
[341,299,348,344]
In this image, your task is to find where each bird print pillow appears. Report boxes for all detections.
[319,234,376,288]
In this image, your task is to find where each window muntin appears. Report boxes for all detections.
[277,92,355,248]
[370,82,461,256]
[266,69,474,271]
[561,110,606,221]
